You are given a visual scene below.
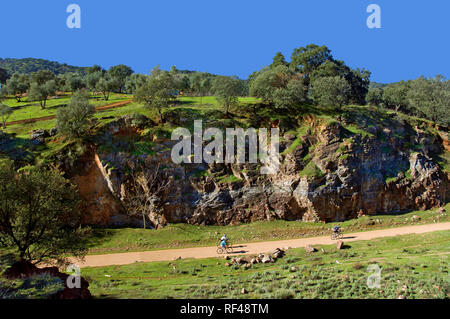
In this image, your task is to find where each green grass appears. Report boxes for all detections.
[216,174,242,184]
[84,204,450,255]
[299,161,324,179]
[282,125,311,155]
[81,230,450,299]
[344,124,375,138]
[0,273,64,299]
[2,93,131,123]
[385,176,397,183]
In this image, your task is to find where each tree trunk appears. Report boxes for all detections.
[158,107,164,123]
[142,213,146,230]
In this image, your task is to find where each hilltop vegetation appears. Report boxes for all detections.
[0,57,88,76]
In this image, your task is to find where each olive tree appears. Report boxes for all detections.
[134,66,176,123]
[212,76,244,115]
[28,80,56,109]
[366,87,383,106]
[382,81,409,112]
[56,90,96,139]
[0,103,13,129]
[95,76,117,101]
[407,75,450,125]
[3,74,29,102]
[0,160,90,266]
[310,76,351,111]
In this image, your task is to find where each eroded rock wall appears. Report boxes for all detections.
[67,115,449,227]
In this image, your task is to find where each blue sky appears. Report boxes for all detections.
[0,0,448,83]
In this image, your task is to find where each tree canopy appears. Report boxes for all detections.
[0,161,90,265]
[134,66,177,123]
[56,90,96,139]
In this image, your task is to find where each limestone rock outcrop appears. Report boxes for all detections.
[63,114,449,228]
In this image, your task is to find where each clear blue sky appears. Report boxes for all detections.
[0,0,448,83]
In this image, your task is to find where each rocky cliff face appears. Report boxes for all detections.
[66,113,449,228]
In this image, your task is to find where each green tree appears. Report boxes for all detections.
[382,81,409,112]
[27,80,56,109]
[190,73,212,104]
[271,52,288,69]
[272,76,308,109]
[30,70,55,85]
[0,67,9,85]
[3,74,29,102]
[249,65,307,108]
[0,161,90,265]
[135,66,176,123]
[310,76,351,111]
[249,65,292,104]
[64,73,86,92]
[125,73,148,94]
[290,44,333,78]
[95,76,116,101]
[0,103,13,129]
[310,60,371,105]
[212,76,243,115]
[86,71,102,92]
[366,87,383,106]
[55,74,67,92]
[56,90,96,139]
[87,64,104,75]
[108,64,134,93]
[347,68,371,105]
[407,75,450,125]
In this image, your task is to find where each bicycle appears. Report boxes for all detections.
[331,230,343,240]
[216,240,233,254]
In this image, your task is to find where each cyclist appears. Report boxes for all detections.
[220,238,227,250]
[220,234,229,245]
[333,225,341,234]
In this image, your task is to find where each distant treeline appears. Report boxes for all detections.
[0,58,88,76]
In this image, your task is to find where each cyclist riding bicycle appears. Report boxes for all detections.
[333,226,341,234]
[220,234,229,245]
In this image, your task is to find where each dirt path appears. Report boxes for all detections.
[72,222,450,268]
[5,100,132,126]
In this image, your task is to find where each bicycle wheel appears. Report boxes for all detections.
[227,243,233,253]
[217,247,224,254]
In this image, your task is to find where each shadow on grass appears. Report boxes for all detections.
[0,131,38,166]
[0,252,18,273]
[85,228,117,250]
